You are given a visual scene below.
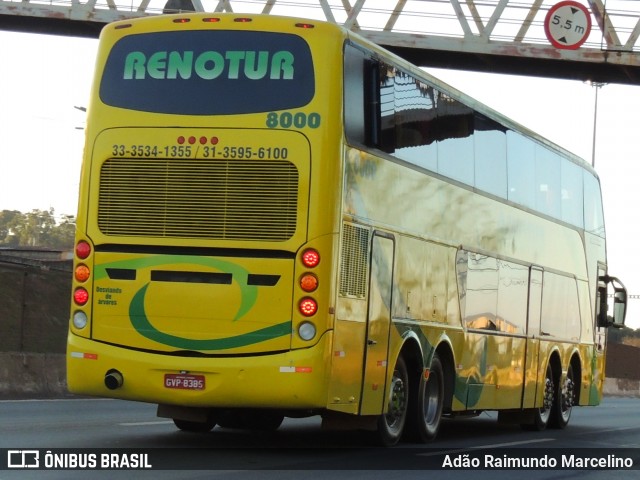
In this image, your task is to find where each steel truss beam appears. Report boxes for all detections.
[1,0,640,83]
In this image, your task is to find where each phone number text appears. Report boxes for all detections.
[112,145,289,159]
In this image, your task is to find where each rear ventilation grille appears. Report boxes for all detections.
[98,158,299,241]
[339,223,370,298]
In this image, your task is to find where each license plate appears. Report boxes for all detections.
[164,373,205,390]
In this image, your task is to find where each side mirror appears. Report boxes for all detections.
[598,275,627,328]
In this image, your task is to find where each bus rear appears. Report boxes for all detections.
[67,14,344,419]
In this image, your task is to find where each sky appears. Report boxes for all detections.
[0,29,639,328]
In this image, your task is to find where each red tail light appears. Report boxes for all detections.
[301,249,320,268]
[299,298,318,317]
[76,241,91,260]
[74,288,89,306]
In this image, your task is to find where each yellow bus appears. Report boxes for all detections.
[67,12,628,446]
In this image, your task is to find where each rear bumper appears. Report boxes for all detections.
[67,331,331,409]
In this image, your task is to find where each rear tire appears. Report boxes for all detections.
[416,353,444,442]
[521,363,554,431]
[375,356,409,446]
[550,364,575,429]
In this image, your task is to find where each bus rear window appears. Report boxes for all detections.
[100,30,315,115]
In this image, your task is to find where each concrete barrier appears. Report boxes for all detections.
[0,352,67,399]
[603,377,640,397]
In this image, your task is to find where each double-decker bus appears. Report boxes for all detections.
[67,12,627,446]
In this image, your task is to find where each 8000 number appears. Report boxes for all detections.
[266,112,321,129]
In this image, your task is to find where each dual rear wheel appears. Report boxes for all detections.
[525,362,575,431]
[376,354,445,446]
[377,354,576,444]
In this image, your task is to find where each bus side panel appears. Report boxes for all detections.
[590,347,606,406]
[328,301,367,414]
[392,236,449,326]
[460,334,527,410]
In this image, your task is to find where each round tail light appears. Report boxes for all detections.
[299,298,318,317]
[75,265,90,282]
[301,249,320,268]
[74,287,89,306]
[300,273,319,292]
[76,241,91,259]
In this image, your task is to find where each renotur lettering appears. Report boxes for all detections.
[123,50,295,80]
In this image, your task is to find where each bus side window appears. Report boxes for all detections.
[343,43,392,153]
[344,44,367,146]
[375,62,395,153]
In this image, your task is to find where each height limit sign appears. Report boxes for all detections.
[544,1,592,50]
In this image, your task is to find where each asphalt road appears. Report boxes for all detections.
[2,396,640,479]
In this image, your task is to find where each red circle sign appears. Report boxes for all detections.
[544,1,592,50]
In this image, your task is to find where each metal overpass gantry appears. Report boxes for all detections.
[1,0,640,84]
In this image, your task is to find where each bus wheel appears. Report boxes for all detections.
[551,364,575,429]
[376,356,409,446]
[522,364,554,431]
[416,353,444,442]
[173,418,216,433]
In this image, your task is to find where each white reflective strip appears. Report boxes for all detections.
[119,421,173,426]
[70,352,84,358]
[279,366,295,373]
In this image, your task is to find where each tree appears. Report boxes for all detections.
[0,208,75,249]
[0,210,22,245]
[48,214,76,249]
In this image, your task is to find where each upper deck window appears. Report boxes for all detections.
[100,30,314,115]
[343,42,603,237]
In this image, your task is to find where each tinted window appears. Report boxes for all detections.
[457,250,528,335]
[343,45,368,144]
[393,72,439,171]
[344,49,600,234]
[475,114,507,198]
[541,272,581,341]
[507,131,536,209]
[584,171,605,237]
[496,259,528,335]
[437,93,474,186]
[101,31,314,115]
[561,159,584,227]
[463,252,499,331]
[535,146,561,219]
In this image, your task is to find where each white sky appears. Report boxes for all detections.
[0,29,638,328]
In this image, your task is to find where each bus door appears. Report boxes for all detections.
[522,266,543,408]
[359,232,395,415]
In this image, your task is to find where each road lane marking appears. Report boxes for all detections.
[0,398,116,403]
[119,420,174,426]
[571,425,640,435]
[418,438,555,457]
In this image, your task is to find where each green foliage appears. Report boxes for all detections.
[607,326,640,343]
[0,209,75,249]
